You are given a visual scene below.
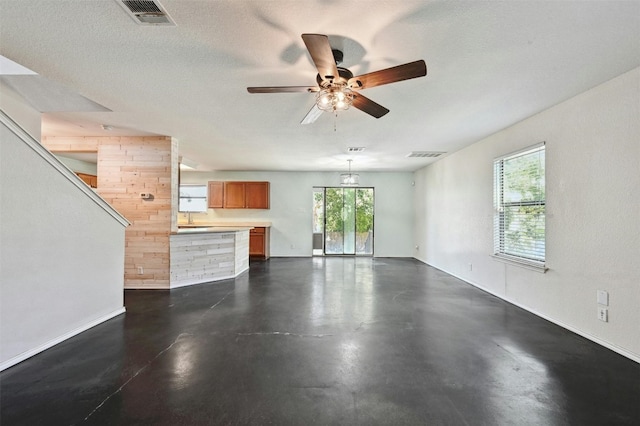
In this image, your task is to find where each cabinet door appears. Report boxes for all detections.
[76,173,97,188]
[249,228,265,256]
[208,181,224,208]
[245,182,270,209]
[223,182,246,208]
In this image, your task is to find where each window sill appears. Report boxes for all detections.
[491,254,548,273]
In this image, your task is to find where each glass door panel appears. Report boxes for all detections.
[312,188,324,256]
[343,188,356,255]
[355,188,374,255]
[324,187,344,254]
[316,187,374,256]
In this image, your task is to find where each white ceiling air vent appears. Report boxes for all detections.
[347,147,366,153]
[116,0,176,26]
[407,151,446,158]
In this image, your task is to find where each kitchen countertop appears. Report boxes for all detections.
[178,221,272,228]
[172,226,253,235]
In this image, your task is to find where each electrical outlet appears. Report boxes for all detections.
[138,266,144,275]
[597,307,608,322]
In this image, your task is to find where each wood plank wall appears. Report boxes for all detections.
[42,136,178,288]
[40,136,99,152]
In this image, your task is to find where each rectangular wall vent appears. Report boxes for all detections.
[117,0,176,26]
[407,151,446,158]
[347,147,366,152]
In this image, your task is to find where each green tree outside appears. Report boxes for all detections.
[316,188,374,254]
[499,148,545,260]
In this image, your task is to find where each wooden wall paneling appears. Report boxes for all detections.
[96,136,174,288]
[42,136,99,152]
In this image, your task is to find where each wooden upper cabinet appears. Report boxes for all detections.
[208,181,270,209]
[245,182,270,209]
[76,173,97,188]
[208,181,224,208]
[223,182,246,208]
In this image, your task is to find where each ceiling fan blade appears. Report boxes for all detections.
[247,86,318,94]
[352,93,390,118]
[348,60,427,90]
[301,104,323,125]
[301,34,339,82]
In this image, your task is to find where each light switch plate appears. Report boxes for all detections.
[597,290,609,306]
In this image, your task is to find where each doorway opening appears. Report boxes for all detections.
[313,187,374,256]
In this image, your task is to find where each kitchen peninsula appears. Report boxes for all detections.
[170,227,250,288]
[178,221,272,260]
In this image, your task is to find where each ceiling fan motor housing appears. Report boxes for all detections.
[332,49,344,65]
[316,67,354,88]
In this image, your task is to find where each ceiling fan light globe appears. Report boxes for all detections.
[316,85,354,111]
[317,89,334,111]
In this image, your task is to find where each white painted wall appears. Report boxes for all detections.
[0,80,40,141]
[180,171,415,257]
[414,67,640,362]
[55,155,98,175]
[0,109,127,370]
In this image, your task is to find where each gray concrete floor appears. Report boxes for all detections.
[1,257,639,425]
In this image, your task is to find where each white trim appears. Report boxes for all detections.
[0,109,130,228]
[0,308,126,372]
[170,275,233,288]
[491,254,548,273]
[494,141,545,161]
[416,258,640,365]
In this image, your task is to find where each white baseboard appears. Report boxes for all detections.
[0,307,126,372]
[417,259,640,364]
[169,274,235,289]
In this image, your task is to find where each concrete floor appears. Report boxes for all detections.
[1,257,639,425]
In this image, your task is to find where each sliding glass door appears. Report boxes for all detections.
[313,187,374,256]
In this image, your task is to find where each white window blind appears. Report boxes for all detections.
[179,184,208,212]
[494,143,545,267]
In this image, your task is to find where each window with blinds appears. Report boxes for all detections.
[179,184,208,212]
[493,143,545,268]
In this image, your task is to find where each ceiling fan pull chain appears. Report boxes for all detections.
[334,110,338,132]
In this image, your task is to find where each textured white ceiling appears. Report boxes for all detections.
[1,0,638,171]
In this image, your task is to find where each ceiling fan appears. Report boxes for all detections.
[247,34,427,124]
